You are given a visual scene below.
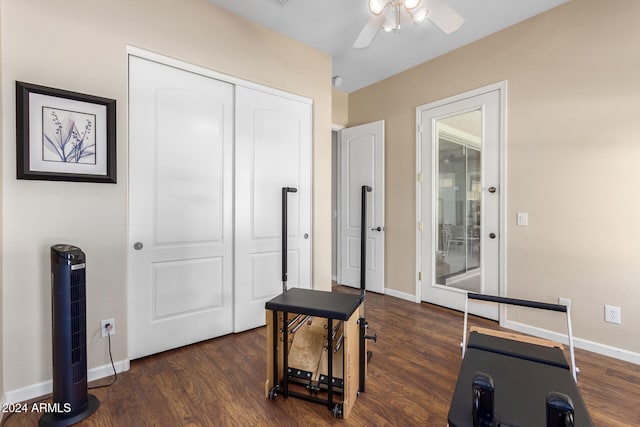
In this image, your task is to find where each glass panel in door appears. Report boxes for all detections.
[435,110,482,292]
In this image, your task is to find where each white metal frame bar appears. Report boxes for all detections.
[461,293,578,383]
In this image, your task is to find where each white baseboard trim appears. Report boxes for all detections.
[503,319,640,365]
[4,359,130,405]
[384,287,417,303]
[88,358,130,383]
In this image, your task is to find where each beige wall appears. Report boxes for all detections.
[1,0,331,393]
[349,0,640,354]
[332,88,349,127]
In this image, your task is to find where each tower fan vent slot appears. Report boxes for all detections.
[70,269,87,382]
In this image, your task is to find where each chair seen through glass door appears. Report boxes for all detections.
[435,111,481,292]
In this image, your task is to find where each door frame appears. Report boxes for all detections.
[415,82,507,321]
[332,126,344,283]
[335,127,344,286]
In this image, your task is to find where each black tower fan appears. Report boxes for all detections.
[40,245,99,426]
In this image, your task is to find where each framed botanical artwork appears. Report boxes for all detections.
[16,81,116,183]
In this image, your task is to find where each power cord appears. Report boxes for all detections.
[90,322,117,389]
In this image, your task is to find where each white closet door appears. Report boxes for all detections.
[234,86,312,332]
[128,56,234,358]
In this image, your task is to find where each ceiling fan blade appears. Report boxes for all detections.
[353,12,385,49]
[423,0,465,34]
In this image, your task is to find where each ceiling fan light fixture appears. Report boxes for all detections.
[382,8,399,32]
[403,0,421,10]
[369,0,385,15]
[355,0,464,49]
[411,6,428,23]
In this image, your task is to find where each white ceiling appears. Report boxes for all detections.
[207,0,569,93]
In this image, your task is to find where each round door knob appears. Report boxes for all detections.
[489,233,496,239]
[133,242,144,250]
[304,233,309,239]
[371,226,382,232]
[488,187,497,193]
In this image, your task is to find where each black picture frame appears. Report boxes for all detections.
[16,81,116,183]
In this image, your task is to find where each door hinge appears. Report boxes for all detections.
[418,271,422,281]
[418,222,423,232]
[417,172,423,183]
[417,124,423,134]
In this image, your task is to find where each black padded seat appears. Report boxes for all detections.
[265,288,363,321]
[467,330,570,370]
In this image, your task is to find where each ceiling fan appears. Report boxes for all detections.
[353,0,465,49]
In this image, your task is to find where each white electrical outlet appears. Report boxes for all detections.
[101,319,115,337]
[516,212,528,226]
[558,297,571,308]
[604,305,621,324]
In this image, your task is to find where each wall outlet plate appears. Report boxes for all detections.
[101,318,115,337]
[604,305,621,324]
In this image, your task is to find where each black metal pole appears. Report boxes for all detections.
[359,318,366,393]
[327,318,334,411]
[282,187,297,293]
[468,293,568,313]
[283,311,289,397]
[360,186,372,296]
[359,185,372,393]
[272,310,279,394]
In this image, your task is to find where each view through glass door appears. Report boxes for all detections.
[436,112,482,292]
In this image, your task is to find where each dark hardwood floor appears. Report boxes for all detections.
[4,286,639,426]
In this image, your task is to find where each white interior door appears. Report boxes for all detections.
[234,85,312,332]
[417,84,504,320]
[128,56,234,358]
[339,121,385,294]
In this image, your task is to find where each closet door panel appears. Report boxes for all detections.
[128,56,234,359]
[235,86,312,332]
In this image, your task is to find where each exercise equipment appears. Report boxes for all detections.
[265,186,376,419]
[448,293,593,427]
